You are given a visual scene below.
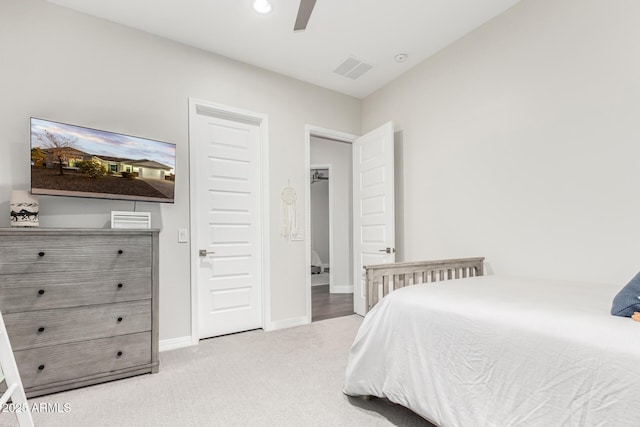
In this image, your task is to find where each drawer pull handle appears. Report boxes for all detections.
[117,283,124,289]
[38,289,45,295]
[118,249,124,255]
[38,251,45,257]
[117,317,123,322]
[38,364,45,371]
[117,351,123,357]
[37,327,45,333]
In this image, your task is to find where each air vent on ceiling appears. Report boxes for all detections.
[333,56,373,80]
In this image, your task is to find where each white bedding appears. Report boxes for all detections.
[343,275,640,426]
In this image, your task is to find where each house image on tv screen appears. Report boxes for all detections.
[30,118,176,203]
[40,148,173,179]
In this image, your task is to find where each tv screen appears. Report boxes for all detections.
[30,118,176,203]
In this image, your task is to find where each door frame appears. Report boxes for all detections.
[188,98,270,345]
[304,125,357,322]
[309,163,334,292]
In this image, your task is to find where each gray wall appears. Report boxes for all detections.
[362,0,640,284]
[1,0,361,340]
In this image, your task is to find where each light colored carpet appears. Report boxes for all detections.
[0,315,433,427]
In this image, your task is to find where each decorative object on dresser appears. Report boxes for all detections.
[9,191,39,227]
[0,228,159,397]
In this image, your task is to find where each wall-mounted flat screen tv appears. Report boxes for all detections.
[30,117,176,203]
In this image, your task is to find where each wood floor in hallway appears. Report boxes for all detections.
[312,284,354,322]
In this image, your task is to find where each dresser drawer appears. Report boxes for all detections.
[0,268,151,313]
[4,300,151,351]
[0,234,151,274]
[15,332,151,389]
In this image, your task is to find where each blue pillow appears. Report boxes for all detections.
[611,272,640,317]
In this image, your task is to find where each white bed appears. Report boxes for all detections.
[344,260,640,426]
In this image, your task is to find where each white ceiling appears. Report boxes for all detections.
[48,0,521,99]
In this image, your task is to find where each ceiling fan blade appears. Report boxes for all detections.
[294,0,317,31]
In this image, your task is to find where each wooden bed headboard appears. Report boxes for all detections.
[364,257,485,313]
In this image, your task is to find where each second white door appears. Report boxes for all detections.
[353,122,395,316]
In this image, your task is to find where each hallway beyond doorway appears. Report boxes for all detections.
[312,285,354,322]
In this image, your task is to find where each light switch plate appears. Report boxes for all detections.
[178,228,188,243]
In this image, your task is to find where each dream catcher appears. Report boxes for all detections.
[280,180,298,239]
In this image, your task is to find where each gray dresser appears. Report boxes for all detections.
[0,228,159,397]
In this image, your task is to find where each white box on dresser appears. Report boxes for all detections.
[0,228,159,397]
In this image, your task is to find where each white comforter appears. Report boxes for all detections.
[343,275,640,426]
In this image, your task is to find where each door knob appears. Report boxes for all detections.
[199,250,216,257]
[378,247,396,254]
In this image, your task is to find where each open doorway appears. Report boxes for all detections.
[350,122,397,315]
[305,122,396,320]
[306,128,356,322]
[310,166,330,286]
[309,165,352,321]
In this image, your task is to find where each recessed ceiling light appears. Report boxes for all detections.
[394,53,408,63]
[252,0,273,14]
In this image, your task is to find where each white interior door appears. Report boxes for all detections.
[353,121,395,315]
[195,113,263,339]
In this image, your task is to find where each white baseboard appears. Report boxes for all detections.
[164,318,311,346]
[329,285,354,294]
[265,315,310,331]
[159,336,194,352]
